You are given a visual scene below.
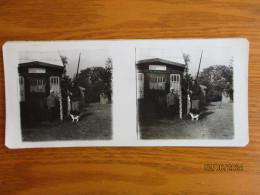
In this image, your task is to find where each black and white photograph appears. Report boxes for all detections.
[136,45,239,140]
[3,39,248,148]
[17,49,113,142]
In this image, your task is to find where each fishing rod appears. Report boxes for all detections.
[75,53,81,83]
[196,51,203,82]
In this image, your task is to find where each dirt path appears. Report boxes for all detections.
[139,102,234,139]
[22,103,112,141]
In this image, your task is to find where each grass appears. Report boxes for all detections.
[22,101,234,141]
[139,102,234,140]
[22,103,112,141]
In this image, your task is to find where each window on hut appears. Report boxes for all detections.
[149,76,165,90]
[50,76,60,95]
[19,76,25,102]
[170,74,180,91]
[30,79,46,93]
[137,73,144,99]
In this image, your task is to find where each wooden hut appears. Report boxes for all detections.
[18,61,64,122]
[136,58,186,118]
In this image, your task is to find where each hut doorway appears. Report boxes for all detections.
[24,76,48,122]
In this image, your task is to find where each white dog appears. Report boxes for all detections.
[70,114,80,123]
[189,112,200,121]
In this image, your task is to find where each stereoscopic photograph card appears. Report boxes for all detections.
[3,39,249,148]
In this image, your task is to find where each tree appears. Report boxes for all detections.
[59,55,71,85]
[198,64,233,101]
[59,54,72,117]
[59,55,69,78]
[182,53,191,68]
[104,57,113,102]
[76,57,113,103]
[181,53,192,90]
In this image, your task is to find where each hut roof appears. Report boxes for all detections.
[19,51,63,67]
[137,58,186,68]
[19,61,64,70]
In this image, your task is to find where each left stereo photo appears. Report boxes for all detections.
[17,49,113,142]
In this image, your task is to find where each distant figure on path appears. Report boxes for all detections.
[167,88,178,119]
[47,89,58,122]
[225,82,233,102]
[100,92,109,105]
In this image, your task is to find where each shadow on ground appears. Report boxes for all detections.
[138,102,234,140]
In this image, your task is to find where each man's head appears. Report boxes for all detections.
[170,88,174,93]
[50,89,54,95]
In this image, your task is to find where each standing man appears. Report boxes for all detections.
[167,88,178,119]
[70,82,81,114]
[190,79,201,113]
[47,89,58,122]
[225,82,233,101]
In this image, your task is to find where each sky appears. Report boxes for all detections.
[136,47,234,77]
[19,51,63,66]
[59,49,111,77]
[19,49,112,77]
[60,46,234,78]
[19,46,234,78]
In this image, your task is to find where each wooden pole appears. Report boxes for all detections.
[57,51,64,121]
[75,53,81,83]
[196,51,203,81]
[58,85,63,120]
[180,49,191,116]
[179,87,182,119]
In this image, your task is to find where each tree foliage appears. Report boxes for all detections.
[76,57,113,103]
[59,55,69,78]
[59,55,71,116]
[59,55,71,85]
[198,63,233,101]
[182,53,192,90]
[182,53,191,67]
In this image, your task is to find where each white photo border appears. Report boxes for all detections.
[3,39,249,148]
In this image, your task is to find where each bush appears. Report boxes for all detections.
[207,89,222,102]
[198,65,233,102]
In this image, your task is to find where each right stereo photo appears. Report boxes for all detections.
[136,47,234,140]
